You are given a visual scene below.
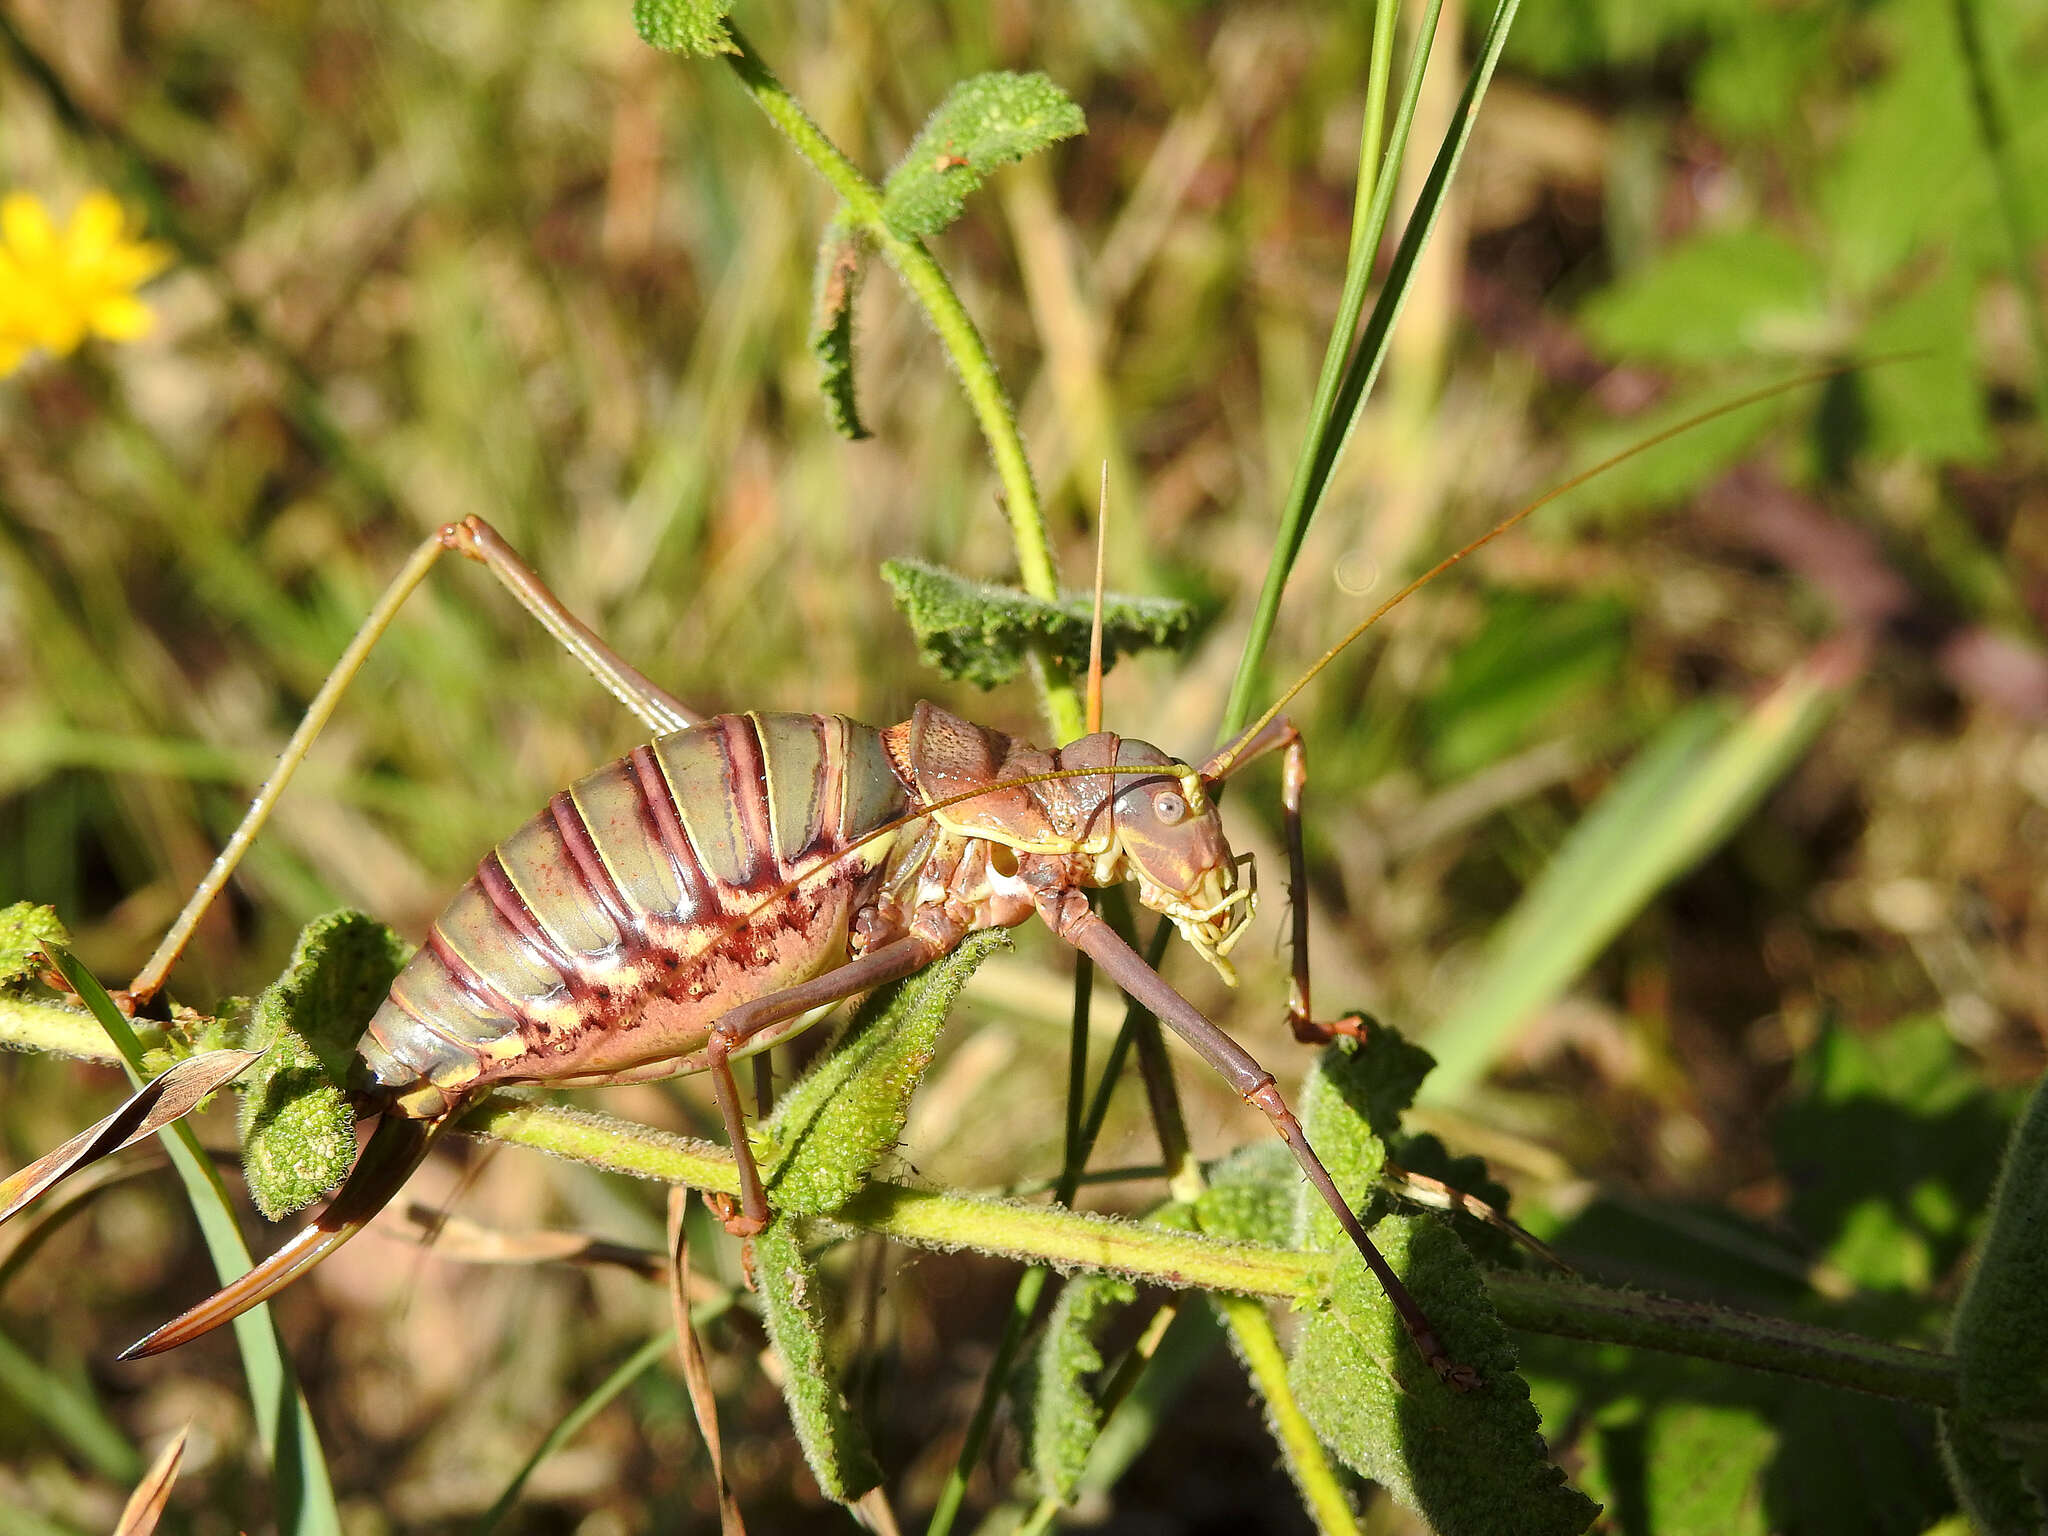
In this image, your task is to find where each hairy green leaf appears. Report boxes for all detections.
[762,929,1008,1217]
[238,912,407,1220]
[812,216,870,440]
[880,559,1194,690]
[880,72,1084,239]
[1942,1072,2048,1532]
[1292,1217,1597,1536]
[1195,1141,1296,1248]
[629,0,734,56]
[1290,1025,1433,1251]
[1283,1028,1591,1532]
[754,1219,881,1503]
[0,903,68,992]
[1014,1272,1137,1506]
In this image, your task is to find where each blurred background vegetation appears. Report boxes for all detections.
[1,0,2044,1530]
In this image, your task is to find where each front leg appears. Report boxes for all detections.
[1210,716,1368,1045]
[701,935,945,1236]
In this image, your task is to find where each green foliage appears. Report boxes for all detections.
[1422,659,1850,1105]
[761,929,1007,1216]
[811,217,870,441]
[1291,1218,1599,1536]
[1276,1028,1593,1531]
[1581,230,1828,365]
[879,72,1085,240]
[1773,1017,2008,1294]
[1423,592,1629,777]
[1290,1026,1434,1252]
[879,559,1195,690]
[0,903,67,992]
[1013,1272,1137,1506]
[1942,1073,2048,1531]
[1193,1141,1296,1248]
[1517,1012,2016,1533]
[237,912,407,1220]
[629,0,734,56]
[753,1219,881,1503]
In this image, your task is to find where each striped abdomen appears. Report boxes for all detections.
[355,712,912,1116]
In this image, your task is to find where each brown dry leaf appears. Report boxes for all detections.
[668,1186,746,1536]
[392,1202,676,1280]
[114,1424,188,1536]
[0,1050,262,1226]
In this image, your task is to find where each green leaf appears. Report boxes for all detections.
[1194,1141,1297,1249]
[1545,383,1790,526]
[1423,593,1629,778]
[753,1218,881,1503]
[0,903,68,991]
[762,929,1008,1217]
[811,217,870,440]
[1581,229,1829,364]
[879,72,1085,240]
[1774,1016,2006,1294]
[43,948,343,1536]
[1279,1023,1592,1534]
[1857,262,1993,464]
[1421,647,1856,1104]
[1942,1072,2048,1531]
[1014,1272,1137,1506]
[1290,1217,1598,1536]
[880,559,1195,690]
[629,0,735,56]
[238,911,407,1220]
[1291,1024,1436,1254]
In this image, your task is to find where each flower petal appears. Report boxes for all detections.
[1,193,56,261]
[67,192,127,263]
[88,293,155,341]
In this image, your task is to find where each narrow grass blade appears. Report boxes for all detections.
[472,1331,678,1536]
[1221,0,1523,738]
[0,1324,142,1482]
[40,948,343,1536]
[1419,642,1861,1103]
[113,1425,187,1536]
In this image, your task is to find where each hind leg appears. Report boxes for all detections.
[128,519,697,1006]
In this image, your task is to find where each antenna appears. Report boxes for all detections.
[1086,460,1110,735]
[1202,362,1884,780]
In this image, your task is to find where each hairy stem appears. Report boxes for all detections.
[5,1000,1962,1408]
[718,25,1083,744]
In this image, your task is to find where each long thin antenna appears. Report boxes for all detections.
[1086,460,1110,735]
[1203,361,1883,780]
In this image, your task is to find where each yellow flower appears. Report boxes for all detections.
[0,190,171,376]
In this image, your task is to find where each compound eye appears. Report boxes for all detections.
[1152,789,1189,826]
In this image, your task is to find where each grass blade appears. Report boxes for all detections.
[0,1324,142,1482]
[41,948,343,1536]
[1221,0,1523,739]
[1418,642,1862,1103]
[473,1330,679,1536]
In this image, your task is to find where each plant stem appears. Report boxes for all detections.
[1483,1271,1959,1409]
[718,25,1083,744]
[7,1000,1964,1409]
[1949,0,2048,422]
[1213,1293,1360,1535]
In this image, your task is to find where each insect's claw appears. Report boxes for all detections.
[708,1191,765,1239]
[1287,1010,1370,1046]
